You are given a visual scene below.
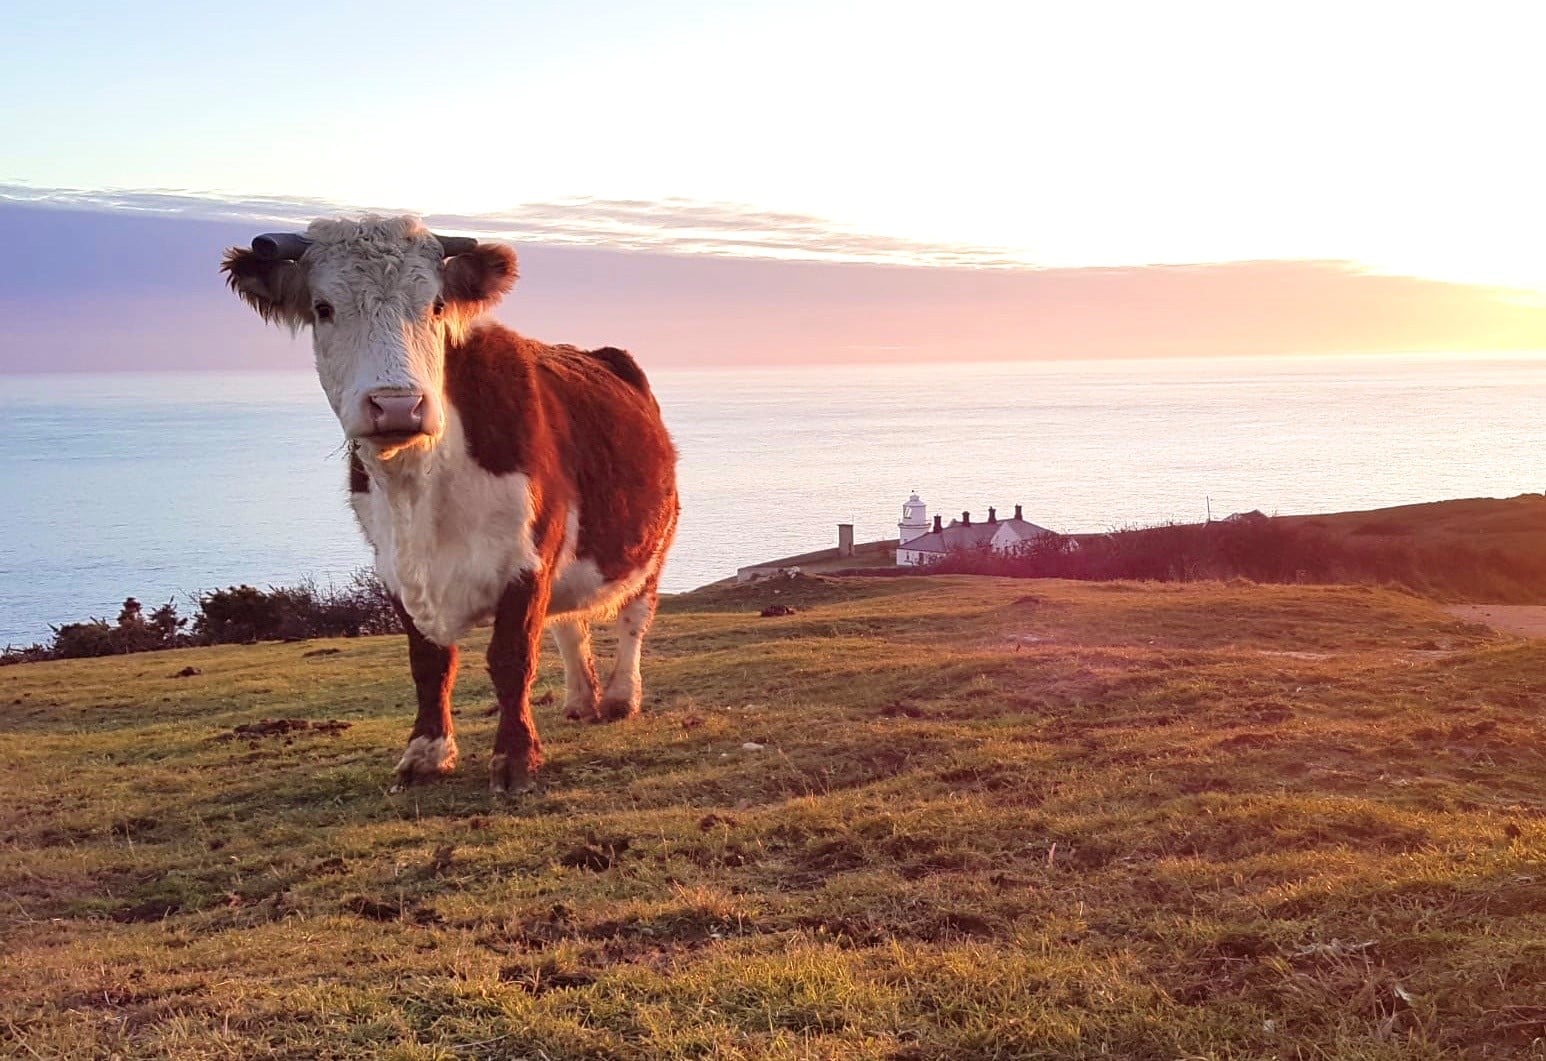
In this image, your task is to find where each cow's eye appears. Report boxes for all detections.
[431,298,446,317]
[313,301,334,322]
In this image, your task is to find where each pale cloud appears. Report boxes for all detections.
[0,184,1027,268]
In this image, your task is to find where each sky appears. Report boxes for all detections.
[2,0,1544,369]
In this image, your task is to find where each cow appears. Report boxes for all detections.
[221,215,679,793]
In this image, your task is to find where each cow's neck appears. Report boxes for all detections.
[353,405,540,646]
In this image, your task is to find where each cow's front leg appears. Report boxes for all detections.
[390,599,460,790]
[488,573,549,794]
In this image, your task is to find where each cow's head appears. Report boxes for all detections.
[222,215,517,457]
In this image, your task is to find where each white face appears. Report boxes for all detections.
[302,219,453,454]
[226,215,518,456]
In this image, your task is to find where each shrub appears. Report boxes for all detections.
[193,572,399,644]
[2,570,399,664]
[0,597,191,664]
[193,585,289,644]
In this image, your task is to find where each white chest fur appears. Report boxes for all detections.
[349,412,541,646]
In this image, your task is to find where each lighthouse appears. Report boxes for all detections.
[898,492,929,544]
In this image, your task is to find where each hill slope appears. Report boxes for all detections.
[918,494,1546,604]
[3,577,1544,1059]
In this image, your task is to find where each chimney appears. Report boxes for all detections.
[1014,504,1023,521]
[988,506,997,523]
[932,515,943,533]
[837,523,854,558]
[961,511,971,526]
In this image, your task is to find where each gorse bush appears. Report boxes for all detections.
[2,570,399,665]
[195,572,398,643]
[18,596,193,663]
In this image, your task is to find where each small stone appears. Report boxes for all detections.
[742,741,765,751]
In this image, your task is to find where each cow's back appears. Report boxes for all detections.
[444,324,677,590]
[538,344,678,582]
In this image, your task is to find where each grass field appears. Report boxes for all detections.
[3,575,1544,1059]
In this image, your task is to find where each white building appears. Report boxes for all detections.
[895,499,1056,566]
[898,492,930,544]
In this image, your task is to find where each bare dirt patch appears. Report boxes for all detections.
[1446,604,1546,638]
[216,718,353,740]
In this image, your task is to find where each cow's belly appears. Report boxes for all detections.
[352,483,657,642]
[548,555,655,620]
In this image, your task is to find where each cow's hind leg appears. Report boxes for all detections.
[488,573,549,794]
[551,617,601,723]
[599,576,659,722]
[391,599,460,789]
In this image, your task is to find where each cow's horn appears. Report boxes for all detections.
[251,233,313,260]
[434,234,478,256]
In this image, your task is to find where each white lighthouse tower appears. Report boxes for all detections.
[898,492,929,544]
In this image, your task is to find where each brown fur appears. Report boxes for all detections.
[585,346,653,396]
[487,573,550,792]
[444,325,679,582]
[442,323,678,789]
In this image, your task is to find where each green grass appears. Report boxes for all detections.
[3,575,1544,1059]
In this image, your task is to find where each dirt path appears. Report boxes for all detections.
[1445,604,1546,638]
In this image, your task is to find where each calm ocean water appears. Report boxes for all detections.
[6,352,1546,646]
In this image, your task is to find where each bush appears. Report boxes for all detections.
[194,572,399,644]
[2,570,399,665]
[0,596,191,664]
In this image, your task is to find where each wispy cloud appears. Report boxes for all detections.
[0,183,1029,268]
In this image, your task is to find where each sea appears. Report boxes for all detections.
[5,352,1546,647]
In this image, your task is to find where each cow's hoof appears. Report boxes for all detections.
[390,734,458,791]
[564,697,600,724]
[597,697,640,723]
[489,751,542,795]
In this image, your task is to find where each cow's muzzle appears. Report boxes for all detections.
[363,391,439,440]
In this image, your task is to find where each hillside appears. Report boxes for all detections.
[1284,493,1546,544]
[917,494,1546,605]
[3,576,1544,1059]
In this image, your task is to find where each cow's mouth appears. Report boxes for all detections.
[360,430,431,455]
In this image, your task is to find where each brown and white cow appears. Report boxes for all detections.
[222,215,678,793]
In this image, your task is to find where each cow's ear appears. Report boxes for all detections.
[442,243,518,314]
[221,248,313,329]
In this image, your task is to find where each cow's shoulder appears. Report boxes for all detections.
[444,324,545,477]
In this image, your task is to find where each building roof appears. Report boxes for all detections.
[900,517,1053,555]
[992,520,1055,542]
